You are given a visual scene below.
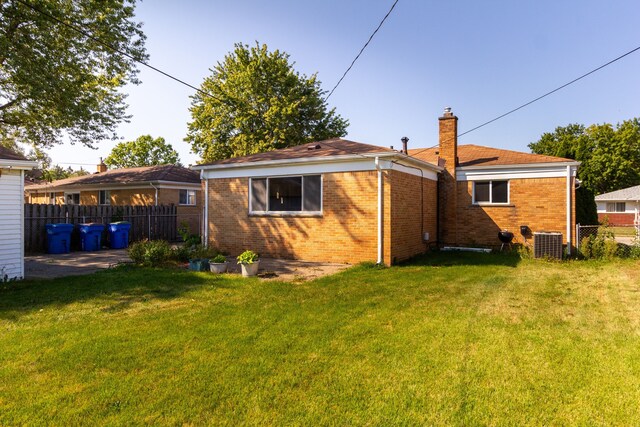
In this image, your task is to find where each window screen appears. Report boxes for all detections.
[251,179,267,211]
[303,175,322,211]
[179,190,196,206]
[492,181,508,203]
[474,182,490,203]
[99,190,110,205]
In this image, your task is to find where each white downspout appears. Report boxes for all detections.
[566,165,572,256]
[149,183,159,206]
[375,157,383,265]
[203,171,209,248]
[20,169,25,279]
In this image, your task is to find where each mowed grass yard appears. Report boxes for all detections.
[2,253,640,425]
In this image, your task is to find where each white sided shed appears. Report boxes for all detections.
[0,147,37,280]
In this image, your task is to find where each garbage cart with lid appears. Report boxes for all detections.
[78,223,105,251]
[108,221,131,249]
[45,223,74,254]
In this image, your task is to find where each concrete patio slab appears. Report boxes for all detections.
[25,250,132,280]
[25,251,349,282]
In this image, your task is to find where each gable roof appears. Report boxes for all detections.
[0,145,28,161]
[408,144,575,167]
[195,138,396,167]
[26,164,200,191]
[595,185,640,201]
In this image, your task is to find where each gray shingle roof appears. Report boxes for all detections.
[26,164,200,190]
[0,145,28,161]
[595,185,640,201]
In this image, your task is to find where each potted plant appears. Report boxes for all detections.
[237,250,260,277]
[209,254,228,274]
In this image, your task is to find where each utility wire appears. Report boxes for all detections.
[14,0,219,101]
[408,44,640,159]
[325,0,400,101]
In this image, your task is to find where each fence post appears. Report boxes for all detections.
[148,213,152,239]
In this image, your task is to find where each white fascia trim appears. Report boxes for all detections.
[0,159,38,170]
[458,161,580,171]
[458,164,579,181]
[201,155,440,180]
[25,182,201,193]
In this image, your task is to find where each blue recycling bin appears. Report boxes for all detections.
[45,223,74,254]
[108,221,131,249]
[78,223,105,251]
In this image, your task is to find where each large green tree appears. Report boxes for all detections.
[104,135,181,168]
[185,42,349,162]
[529,118,640,224]
[0,0,147,148]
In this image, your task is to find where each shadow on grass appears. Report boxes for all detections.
[0,265,224,320]
[402,250,522,268]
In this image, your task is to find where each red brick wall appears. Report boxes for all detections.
[598,213,636,226]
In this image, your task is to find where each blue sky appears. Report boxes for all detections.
[49,0,640,169]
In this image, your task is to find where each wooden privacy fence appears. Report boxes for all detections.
[24,204,178,254]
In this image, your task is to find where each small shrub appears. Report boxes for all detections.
[211,254,227,263]
[128,240,171,267]
[580,226,618,260]
[171,245,193,262]
[237,250,259,264]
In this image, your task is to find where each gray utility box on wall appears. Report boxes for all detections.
[533,232,563,259]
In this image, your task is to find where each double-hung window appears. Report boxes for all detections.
[473,180,509,204]
[99,190,111,205]
[250,175,322,214]
[179,189,196,206]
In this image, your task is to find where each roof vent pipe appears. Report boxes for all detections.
[401,136,409,154]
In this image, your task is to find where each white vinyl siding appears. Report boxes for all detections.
[0,169,25,280]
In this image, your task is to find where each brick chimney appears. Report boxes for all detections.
[438,107,458,245]
[97,157,107,173]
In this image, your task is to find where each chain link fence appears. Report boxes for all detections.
[576,223,639,258]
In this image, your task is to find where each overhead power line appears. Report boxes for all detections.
[408,43,640,159]
[325,0,400,101]
[14,0,217,101]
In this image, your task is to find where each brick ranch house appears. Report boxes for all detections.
[594,185,640,227]
[193,108,578,265]
[25,163,203,234]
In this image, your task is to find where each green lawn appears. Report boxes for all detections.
[2,253,640,425]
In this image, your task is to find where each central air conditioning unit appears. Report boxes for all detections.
[533,232,563,259]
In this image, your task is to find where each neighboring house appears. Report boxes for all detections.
[194,108,578,265]
[25,163,203,235]
[0,146,37,280]
[594,185,640,226]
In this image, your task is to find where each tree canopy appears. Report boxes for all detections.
[529,118,640,224]
[185,42,349,162]
[104,135,181,169]
[0,0,147,148]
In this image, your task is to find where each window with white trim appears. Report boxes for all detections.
[179,189,196,206]
[48,192,55,205]
[99,190,111,205]
[250,175,322,214]
[606,202,625,213]
[65,193,80,205]
[473,180,509,204]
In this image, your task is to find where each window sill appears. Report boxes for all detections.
[471,203,514,207]
[179,204,196,207]
[249,212,323,218]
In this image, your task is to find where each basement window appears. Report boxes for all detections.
[606,202,625,213]
[473,180,509,204]
[250,175,322,215]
